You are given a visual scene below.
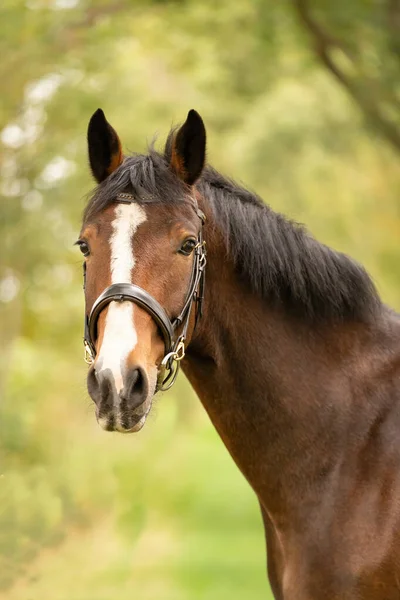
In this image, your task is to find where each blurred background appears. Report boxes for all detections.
[0,1,399,599]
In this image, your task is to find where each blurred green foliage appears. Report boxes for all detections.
[0,1,399,598]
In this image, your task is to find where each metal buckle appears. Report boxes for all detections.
[173,339,185,361]
[195,240,206,254]
[160,339,186,369]
[199,251,207,270]
[84,340,94,365]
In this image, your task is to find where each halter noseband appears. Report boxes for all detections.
[83,192,207,392]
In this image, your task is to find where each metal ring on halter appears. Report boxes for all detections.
[157,359,180,392]
[156,338,186,391]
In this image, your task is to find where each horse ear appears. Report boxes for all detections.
[169,109,206,185]
[87,108,123,183]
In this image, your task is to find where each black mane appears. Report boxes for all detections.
[84,146,380,323]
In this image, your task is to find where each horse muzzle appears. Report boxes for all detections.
[87,364,153,433]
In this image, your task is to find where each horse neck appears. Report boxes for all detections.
[182,200,387,519]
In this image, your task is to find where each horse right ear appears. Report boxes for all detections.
[87,109,123,183]
[166,109,206,186]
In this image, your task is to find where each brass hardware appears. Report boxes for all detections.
[84,340,94,365]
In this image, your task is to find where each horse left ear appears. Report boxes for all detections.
[169,109,206,185]
[87,108,123,183]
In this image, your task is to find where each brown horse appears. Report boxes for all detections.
[78,108,400,599]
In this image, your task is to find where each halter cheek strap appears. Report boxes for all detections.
[83,194,207,392]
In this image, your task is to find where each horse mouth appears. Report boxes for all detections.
[96,398,153,433]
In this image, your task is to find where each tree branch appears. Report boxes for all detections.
[294,0,400,153]
[387,0,400,58]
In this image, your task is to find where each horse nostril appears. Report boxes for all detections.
[129,368,141,390]
[87,366,114,411]
[121,367,148,412]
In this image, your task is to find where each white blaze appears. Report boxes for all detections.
[96,203,146,393]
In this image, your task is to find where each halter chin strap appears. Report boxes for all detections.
[83,193,206,392]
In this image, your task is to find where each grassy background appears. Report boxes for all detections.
[1,368,269,599]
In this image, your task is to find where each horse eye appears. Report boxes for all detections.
[179,238,197,256]
[78,241,90,257]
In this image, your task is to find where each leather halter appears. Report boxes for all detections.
[83,193,206,392]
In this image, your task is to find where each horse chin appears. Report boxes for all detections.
[115,410,150,433]
[117,395,153,434]
[96,396,153,434]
